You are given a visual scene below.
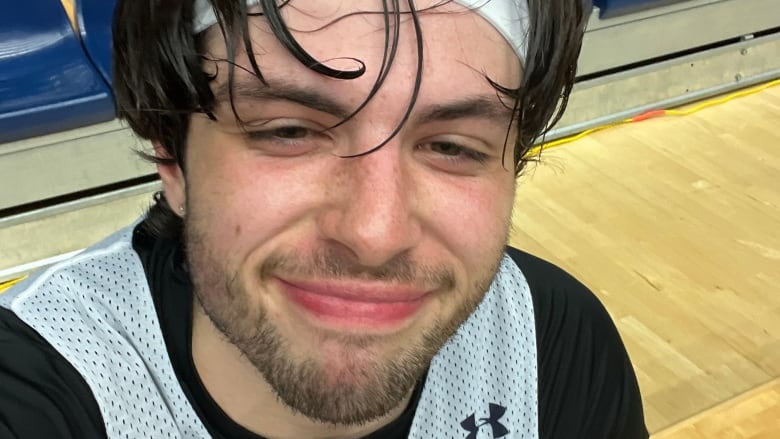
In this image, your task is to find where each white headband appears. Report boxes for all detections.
[192,0,529,62]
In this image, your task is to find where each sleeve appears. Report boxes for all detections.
[0,307,107,439]
[506,247,649,439]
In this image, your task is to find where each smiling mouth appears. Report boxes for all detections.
[275,277,431,331]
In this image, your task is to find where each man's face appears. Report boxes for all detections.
[169,0,520,426]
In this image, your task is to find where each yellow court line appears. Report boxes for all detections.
[526,78,780,158]
[0,276,26,294]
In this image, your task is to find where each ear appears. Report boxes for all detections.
[154,142,187,218]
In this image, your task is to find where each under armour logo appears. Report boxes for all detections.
[461,403,509,439]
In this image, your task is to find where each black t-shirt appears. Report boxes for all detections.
[0,226,648,438]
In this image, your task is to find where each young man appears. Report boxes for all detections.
[0,0,648,437]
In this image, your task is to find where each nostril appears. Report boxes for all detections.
[324,196,420,268]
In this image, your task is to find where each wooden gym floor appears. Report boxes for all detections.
[509,83,780,437]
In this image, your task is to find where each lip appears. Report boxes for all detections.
[276,277,430,330]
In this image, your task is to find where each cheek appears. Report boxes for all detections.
[185,149,328,260]
[426,177,515,267]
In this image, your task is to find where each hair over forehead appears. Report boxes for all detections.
[112,0,591,240]
[192,0,530,62]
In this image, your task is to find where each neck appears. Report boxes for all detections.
[190,299,413,439]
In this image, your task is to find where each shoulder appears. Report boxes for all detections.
[505,247,615,340]
[505,247,649,439]
[0,307,106,438]
[2,223,207,439]
[1,223,144,320]
[0,223,144,439]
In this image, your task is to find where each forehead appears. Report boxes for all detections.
[201,0,522,97]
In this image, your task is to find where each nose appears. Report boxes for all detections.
[319,144,422,268]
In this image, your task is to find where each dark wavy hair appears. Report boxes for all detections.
[113,0,591,241]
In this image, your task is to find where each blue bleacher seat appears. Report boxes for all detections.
[76,0,116,87]
[0,0,115,143]
[594,0,691,18]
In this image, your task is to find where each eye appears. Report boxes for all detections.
[243,120,331,157]
[248,125,314,142]
[423,141,488,163]
[416,138,494,175]
[429,142,462,156]
[274,126,312,139]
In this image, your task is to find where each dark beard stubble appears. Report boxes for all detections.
[184,218,505,426]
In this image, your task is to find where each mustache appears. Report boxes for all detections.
[258,248,456,291]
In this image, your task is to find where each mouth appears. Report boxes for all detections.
[275,277,431,332]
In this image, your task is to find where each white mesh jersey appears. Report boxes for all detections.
[1,224,538,439]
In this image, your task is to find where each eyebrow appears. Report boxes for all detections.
[215,78,515,126]
[413,96,515,126]
[215,78,353,120]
